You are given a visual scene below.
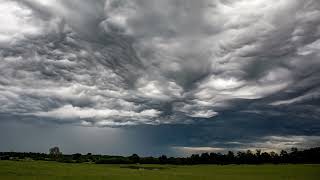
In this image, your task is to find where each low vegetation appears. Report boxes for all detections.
[0,160,319,180]
[1,147,320,165]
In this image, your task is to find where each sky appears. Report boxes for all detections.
[0,0,320,156]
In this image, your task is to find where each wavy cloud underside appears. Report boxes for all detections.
[1,0,320,127]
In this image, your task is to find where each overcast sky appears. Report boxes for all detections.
[0,0,320,156]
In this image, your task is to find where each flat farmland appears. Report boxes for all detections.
[0,160,319,180]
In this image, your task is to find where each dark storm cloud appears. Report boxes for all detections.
[0,0,320,154]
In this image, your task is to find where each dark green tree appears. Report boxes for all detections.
[129,154,140,163]
[49,146,62,160]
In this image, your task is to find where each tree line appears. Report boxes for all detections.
[1,147,320,165]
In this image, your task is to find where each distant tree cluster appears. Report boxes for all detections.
[1,147,320,165]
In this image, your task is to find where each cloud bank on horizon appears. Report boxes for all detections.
[0,0,320,154]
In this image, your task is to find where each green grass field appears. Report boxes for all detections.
[0,160,319,180]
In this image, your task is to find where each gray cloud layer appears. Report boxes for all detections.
[0,0,320,154]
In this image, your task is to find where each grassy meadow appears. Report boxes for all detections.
[0,160,319,180]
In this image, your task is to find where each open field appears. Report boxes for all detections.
[0,160,319,180]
